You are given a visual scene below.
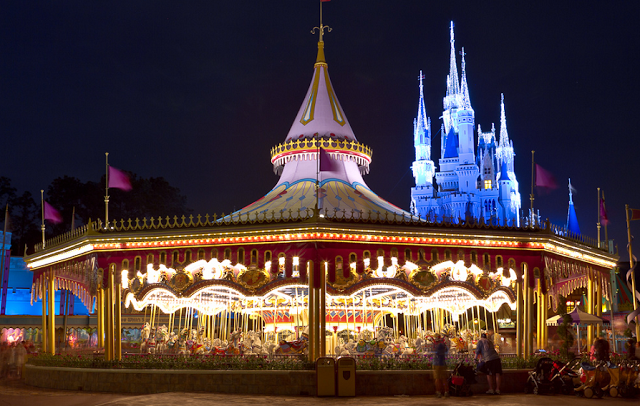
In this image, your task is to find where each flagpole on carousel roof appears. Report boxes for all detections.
[597,187,601,249]
[105,152,110,226]
[530,150,535,227]
[40,190,45,248]
[602,190,609,250]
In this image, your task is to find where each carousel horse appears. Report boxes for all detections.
[139,322,151,354]
[155,325,169,354]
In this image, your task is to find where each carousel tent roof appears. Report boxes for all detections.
[227,41,411,221]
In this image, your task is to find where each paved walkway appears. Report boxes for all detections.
[1,378,639,406]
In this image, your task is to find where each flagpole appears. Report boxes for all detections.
[597,188,601,249]
[625,204,640,339]
[105,152,110,226]
[603,191,609,252]
[71,206,76,231]
[530,150,535,227]
[40,190,45,248]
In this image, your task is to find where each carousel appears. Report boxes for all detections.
[121,255,518,357]
[25,26,618,363]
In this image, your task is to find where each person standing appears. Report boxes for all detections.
[433,333,449,398]
[475,332,502,395]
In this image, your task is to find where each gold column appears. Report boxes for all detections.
[524,267,533,356]
[106,272,114,361]
[115,280,122,360]
[516,279,523,358]
[586,274,595,344]
[544,293,548,349]
[41,277,47,353]
[307,261,316,363]
[535,280,541,350]
[596,276,602,338]
[319,262,326,357]
[47,274,55,355]
[96,288,100,348]
[98,288,104,348]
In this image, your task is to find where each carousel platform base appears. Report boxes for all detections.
[25,365,528,395]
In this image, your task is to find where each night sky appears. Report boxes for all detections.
[1,1,639,254]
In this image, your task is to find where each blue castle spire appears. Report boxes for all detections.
[566,179,581,235]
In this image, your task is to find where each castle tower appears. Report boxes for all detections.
[566,179,581,235]
[410,71,435,217]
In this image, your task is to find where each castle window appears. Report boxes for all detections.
[185,250,192,264]
[444,250,452,261]
[160,252,166,265]
[349,253,357,263]
[496,255,503,268]
[237,248,245,265]
[264,251,272,263]
[404,248,412,262]
[198,249,205,260]
[134,257,141,271]
[251,249,258,265]
[147,254,154,266]
[470,251,478,265]
[211,249,218,260]
[224,248,231,260]
[172,251,179,265]
[484,180,492,190]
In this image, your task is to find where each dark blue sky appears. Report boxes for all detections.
[1,1,639,252]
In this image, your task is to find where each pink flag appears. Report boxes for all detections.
[600,193,609,226]
[319,148,336,172]
[44,201,63,224]
[535,164,558,189]
[108,166,132,191]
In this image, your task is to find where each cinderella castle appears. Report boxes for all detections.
[410,23,521,226]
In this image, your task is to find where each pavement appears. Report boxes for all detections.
[1,378,639,406]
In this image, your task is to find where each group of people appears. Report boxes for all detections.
[432,331,503,398]
[0,341,30,379]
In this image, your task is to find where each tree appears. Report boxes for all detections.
[46,173,191,228]
[11,191,40,256]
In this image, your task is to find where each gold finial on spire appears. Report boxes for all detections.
[311,0,331,64]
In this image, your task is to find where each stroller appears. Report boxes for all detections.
[549,357,581,395]
[447,361,477,397]
[602,362,620,398]
[524,357,555,394]
[618,361,639,398]
[575,361,609,398]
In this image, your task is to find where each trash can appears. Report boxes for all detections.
[336,356,356,396]
[316,357,336,396]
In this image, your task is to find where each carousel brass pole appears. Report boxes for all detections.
[41,277,47,353]
[115,277,122,360]
[516,277,523,357]
[47,272,55,355]
[319,261,326,357]
[523,266,531,357]
[307,260,316,362]
[96,287,102,348]
[596,276,603,338]
[586,272,595,349]
[107,270,114,361]
[536,279,541,350]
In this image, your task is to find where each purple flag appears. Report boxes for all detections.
[319,148,336,172]
[600,193,609,226]
[44,201,63,224]
[108,166,132,191]
[535,164,558,189]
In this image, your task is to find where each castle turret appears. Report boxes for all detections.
[411,72,435,217]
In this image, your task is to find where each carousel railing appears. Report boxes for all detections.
[33,207,602,253]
